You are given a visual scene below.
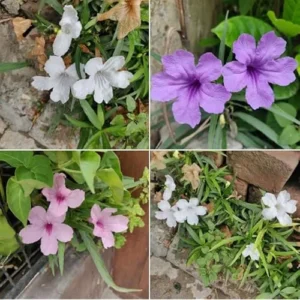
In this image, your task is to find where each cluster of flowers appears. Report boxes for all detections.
[155,175,297,263]
[31,5,133,104]
[19,173,128,256]
[155,175,207,227]
[152,31,298,128]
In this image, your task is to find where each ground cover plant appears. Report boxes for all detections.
[0,151,149,292]
[153,151,300,299]
[1,0,149,149]
[151,0,300,149]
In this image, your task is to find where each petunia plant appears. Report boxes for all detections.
[0,151,148,292]
[152,151,300,299]
[151,0,300,149]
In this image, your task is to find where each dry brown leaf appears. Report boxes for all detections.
[95,47,101,57]
[203,202,214,213]
[97,0,148,39]
[220,225,232,239]
[151,151,168,170]
[153,192,162,203]
[12,17,32,41]
[63,55,73,68]
[79,44,93,55]
[181,163,202,190]
[29,36,47,71]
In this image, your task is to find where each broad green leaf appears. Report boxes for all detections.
[0,151,33,168]
[6,177,31,226]
[79,152,101,193]
[279,125,300,145]
[97,105,105,129]
[80,101,103,130]
[272,102,297,127]
[274,81,299,100]
[0,62,28,73]
[58,242,65,276]
[100,152,122,179]
[126,95,137,112]
[0,213,19,256]
[80,231,140,293]
[281,287,297,295]
[212,16,273,47]
[97,168,124,202]
[27,155,53,186]
[239,0,256,15]
[283,0,300,24]
[267,11,300,37]
[186,225,201,244]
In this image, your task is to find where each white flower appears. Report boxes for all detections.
[32,56,84,104]
[163,175,176,201]
[72,57,133,104]
[173,198,207,225]
[155,200,178,228]
[53,5,82,56]
[262,190,297,226]
[242,243,260,261]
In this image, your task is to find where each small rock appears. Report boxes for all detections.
[248,185,263,203]
[0,129,37,149]
[1,0,20,15]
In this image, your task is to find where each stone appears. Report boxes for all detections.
[1,0,20,15]
[248,185,263,204]
[224,175,248,199]
[0,129,37,149]
[0,118,7,135]
[227,151,299,193]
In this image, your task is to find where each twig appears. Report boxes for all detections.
[176,0,187,41]
[163,103,176,144]
[0,18,12,24]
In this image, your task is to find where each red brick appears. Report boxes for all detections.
[227,151,299,193]
[224,175,248,199]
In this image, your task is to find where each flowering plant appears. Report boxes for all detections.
[151,0,300,149]
[0,151,148,292]
[152,151,300,299]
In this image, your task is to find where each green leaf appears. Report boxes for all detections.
[100,152,122,179]
[80,231,140,293]
[81,0,90,25]
[186,225,201,244]
[45,0,63,14]
[210,236,244,252]
[97,105,105,129]
[279,125,300,145]
[239,0,256,15]
[0,62,28,73]
[0,151,33,168]
[126,95,137,112]
[281,287,297,295]
[212,16,273,47]
[6,177,31,226]
[58,242,65,276]
[272,102,297,127]
[267,11,300,37]
[0,213,19,255]
[283,0,300,24]
[65,114,92,128]
[97,169,124,202]
[274,81,299,100]
[80,101,103,130]
[79,152,100,194]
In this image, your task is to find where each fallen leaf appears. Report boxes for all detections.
[151,151,168,170]
[181,163,202,190]
[12,17,32,41]
[63,55,72,68]
[95,47,101,57]
[153,192,162,203]
[203,202,214,213]
[79,44,93,55]
[220,225,232,239]
[29,36,47,71]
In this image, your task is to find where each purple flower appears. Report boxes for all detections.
[151,50,231,128]
[223,31,297,109]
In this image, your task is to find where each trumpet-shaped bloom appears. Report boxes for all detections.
[151,50,231,128]
[242,243,260,261]
[32,56,84,104]
[90,204,128,248]
[223,31,297,109]
[53,5,82,56]
[42,173,85,216]
[163,175,176,201]
[174,198,207,225]
[72,56,133,103]
[19,206,73,256]
[262,190,297,226]
[155,200,178,228]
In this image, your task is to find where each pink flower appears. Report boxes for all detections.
[90,204,128,249]
[19,206,73,256]
[42,173,85,216]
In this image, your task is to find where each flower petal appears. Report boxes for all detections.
[172,89,201,128]
[103,56,126,72]
[176,199,189,210]
[189,198,199,207]
[94,76,112,104]
[71,21,82,38]
[260,57,297,86]
[105,70,133,88]
[233,34,256,64]
[262,207,277,220]
[196,52,222,82]
[158,200,171,211]
[40,233,58,256]
[101,231,115,249]
[162,50,195,78]
[19,225,43,244]
[199,83,231,114]
[32,76,54,91]
[173,210,186,223]
[186,212,199,225]
[277,190,290,205]
[262,193,277,207]
[245,77,274,109]
[166,215,177,228]
[53,224,73,242]
[163,189,172,201]
[44,56,66,77]
[101,208,118,218]
[66,189,85,208]
[91,204,102,223]
[104,215,128,232]
[65,63,84,80]
[285,200,297,214]
[50,83,71,104]
[155,211,167,220]
[85,58,103,76]
[53,32,72,57]
[48,200,69,217]
[195,206,207,216]
[256,31,286,63]
[165,175,176,191]
[28,206,47,225]
[60,5,79,25]
[72,78,95,99]
[277,212,293,226]
[223,61,248,92]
